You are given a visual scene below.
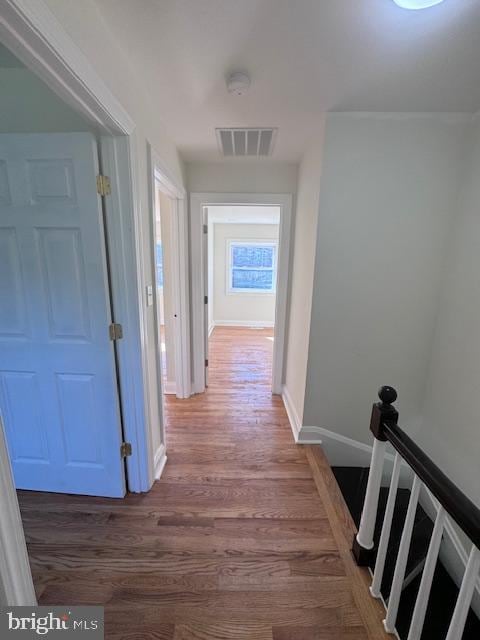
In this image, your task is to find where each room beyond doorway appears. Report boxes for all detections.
[209,326,274,390]
[154,185,177,396]
[205,205,280,390]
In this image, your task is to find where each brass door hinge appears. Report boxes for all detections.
[203,224,208,234]
[121,442,132,458]
[96,174,111,196]
[109,322,123,340]
[205,358,209,367]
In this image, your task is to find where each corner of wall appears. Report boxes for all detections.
[282,133,325,433]
[281,385,301,442]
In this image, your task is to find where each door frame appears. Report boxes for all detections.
[147,145,191,404]
[190,192,293,395]
[0,0,155,605]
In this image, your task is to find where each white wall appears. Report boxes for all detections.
[0,68,92,133]
[211,223,279,326]
[420,116,480,506]
[283,137,324,423]
[186,161,297,194]
[303,114,469,445]
[43,0,186,471]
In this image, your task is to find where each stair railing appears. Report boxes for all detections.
[352,386,480,639]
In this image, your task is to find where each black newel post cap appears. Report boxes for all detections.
[378,385,397,405]
[370,386,398,441]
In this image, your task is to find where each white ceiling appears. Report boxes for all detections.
[207,205,280,225]
[94,0,480,163]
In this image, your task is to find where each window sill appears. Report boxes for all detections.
[226,289,276,296]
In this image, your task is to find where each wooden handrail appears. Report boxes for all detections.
[382,419,480,551]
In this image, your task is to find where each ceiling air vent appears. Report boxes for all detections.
[216,128,277,157]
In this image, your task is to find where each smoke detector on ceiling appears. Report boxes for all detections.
[226,71,251,96]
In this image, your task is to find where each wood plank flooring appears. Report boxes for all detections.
[18,326,386,639]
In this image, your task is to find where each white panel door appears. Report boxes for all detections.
[0,133,126,497]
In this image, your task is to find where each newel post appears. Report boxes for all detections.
[352,386,399,566]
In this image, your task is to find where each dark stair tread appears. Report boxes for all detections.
[331,466,369,525]
[396,561,480,640]
[375,486,433,598]
[332,466,433,595]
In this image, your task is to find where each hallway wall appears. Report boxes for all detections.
[283,137,324,424]
[303,113,469,447]
[212,223,279,327]
[186,162,298,194]
[420,115,480,507]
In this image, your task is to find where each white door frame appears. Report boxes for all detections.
[147,144,191,409]
[0,0,155,604]
[100,136,154,492]
[190,192,293,395]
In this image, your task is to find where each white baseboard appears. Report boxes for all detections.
[212,320,275,328]
[163,380,176,395]
[153,444,167,480]
[297,424,412,488]
[298,425,377,466]
[281,385,301,442]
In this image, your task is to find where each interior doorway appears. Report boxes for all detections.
[0,41,128,498]
[190,193,293,396]
[154,185,177,395]
[0,131,126,498]
[148,145,191,410]
[204,205,280,389]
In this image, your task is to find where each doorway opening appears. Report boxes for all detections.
[0,42,127,499]
[190,193,293,396]
[154,186,177,396]
[205,205,280,389]
[147,145,191,418]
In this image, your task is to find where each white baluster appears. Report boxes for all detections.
[370,452,402,598]
[445,546,480,640]
[407,506,446,640]
[356,437,386,551]
[384,474,422,634]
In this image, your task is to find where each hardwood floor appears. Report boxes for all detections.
[18,326,386,639]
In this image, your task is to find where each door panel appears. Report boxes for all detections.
[0,133,125,497]
[37,227,91,340]
[0,227,28,337]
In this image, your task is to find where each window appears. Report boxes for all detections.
[227,240,277,294]
[155,243,164,288]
